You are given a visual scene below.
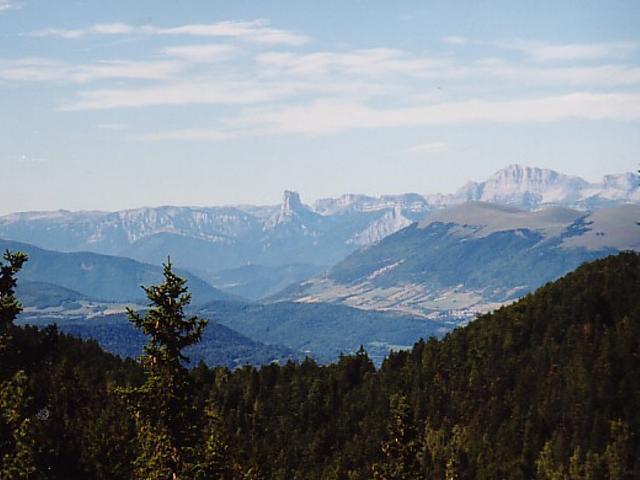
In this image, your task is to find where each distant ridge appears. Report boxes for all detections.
[0,165,637,299]
[272,203,640,319]
[0,238,233,304]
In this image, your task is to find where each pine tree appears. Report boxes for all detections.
[372,394,420,480]
[0,371,39,480]
[0,251,38,479]
[0,250,28,335]
[120,258,208,480]
[194,405,236,480]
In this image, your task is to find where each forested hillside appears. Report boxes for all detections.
[1,252,639,479]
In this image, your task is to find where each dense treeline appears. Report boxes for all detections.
[1,251,639,479]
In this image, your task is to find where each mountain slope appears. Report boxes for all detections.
[273,203,640,318]
[209,263,326,300]
[0,238,233,304]
[16,281,88,309]
[197,301,441,364]
[369,251,640,477]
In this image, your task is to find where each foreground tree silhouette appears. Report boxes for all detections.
[0,250,28,335]
[0,251,38,480]
[121,259,207,480]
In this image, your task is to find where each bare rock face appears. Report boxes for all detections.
[350,206,412,245]
[264,190,318,230]
[451,164,639,209]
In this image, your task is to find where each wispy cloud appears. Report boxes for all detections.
[446,37,638,62]
[470,61,640,87]
[97,123,128,130]
[256,48,440,76]
[0,58,182,83]
[136,128,234,142]
[402,142,448,154]
[502,41,638,62]
[60,76,395,111]
[61,81,291,110]
[442,36,468,45]
[162,44,239,62]
[11,23,640,141]
[32,20,309,45]
[17,154,47,164]
[234,93,640,135]
[0,0,21,13]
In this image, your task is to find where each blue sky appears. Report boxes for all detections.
[1,0,639,214]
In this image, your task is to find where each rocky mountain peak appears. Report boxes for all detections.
[264,191,317,230]
[452,164,589,208]
[486,164,562,190]
[282,190,304,216]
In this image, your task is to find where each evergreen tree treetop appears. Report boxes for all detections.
[122,258,210,479]
[127,258,207,368]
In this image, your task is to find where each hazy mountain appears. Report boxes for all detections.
[349,206,413,246]
[0,206,259,255]
[264,190,321,229]
[210,263,326,300]
[314,192,430,216]
[0,238,232,304]
[448,164,640,209]
[0,165,637,291]
[271,203,640,318]
[16,281,88,309]
[0,192,414,285]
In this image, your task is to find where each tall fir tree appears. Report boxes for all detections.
[0,250,28,335]
[372,394,420,480]
[120,258,208,480]
[0,251,39,479]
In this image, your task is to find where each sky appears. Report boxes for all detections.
[1,0,640,214]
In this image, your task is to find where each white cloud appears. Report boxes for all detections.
[256,49,439,76]
[32,19,309,45]
[157,20,308,45]
[442,36,468,45]
[60,77,394,111]
[235,93,640,135]
[18,154,47,164]
[504,41,638,62]
[90,23,136,35]
[73,60,182,82]
[0,58,182,83]
[32,28,81,39]
[9,28,640,142]
[162,44,239,62]
[0,0,21,13]
[453,60,640,87]
[97,123,128,130]
[61,81,291,110]
[136,128,234,142]
[403,142,448,154]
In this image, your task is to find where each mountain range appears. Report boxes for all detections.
[272,202,640,319]
[1,165,637,300]
[4,164,639,367]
